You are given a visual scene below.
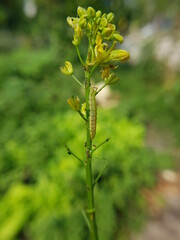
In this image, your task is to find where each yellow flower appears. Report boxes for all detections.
[108,49,130,62]
[67,96,80,111]
[72,25,83,46]
[60,61,74,75]
[101,66,110,79]
[94,32,108,64]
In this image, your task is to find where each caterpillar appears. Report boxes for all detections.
[89,87,97,140]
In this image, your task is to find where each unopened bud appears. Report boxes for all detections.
[101,66,110,79]
[108,49,130,62]
[77,7,87,17]
[67,17,76,28]
[102,24,115,37]
[87,22,92,31]
[105,73,119,85]
[112,33,124,43]
[81,102,86,117]
[72,26,83,46]
[60,61,73,75]
[72,37,80,46]
[79,16,86,27]
[99,15,108,30]
[107,12,114,23]
[87,7,96,18]
[96,17,101,25]
[67,96,80,111]
[96,10,102,18]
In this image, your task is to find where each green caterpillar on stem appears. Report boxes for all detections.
[89,87,97,140]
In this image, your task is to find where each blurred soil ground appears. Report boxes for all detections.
[131,170,180,240]
[131,125,180,240]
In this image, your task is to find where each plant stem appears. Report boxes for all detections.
[95,83,107,96]
[92,138,110,155]
[85,70,99,240]
[76,46,85,66]
[93,163,108,187]
[64,145,83,164]
[72,74,85,88]
[78,110,87,121]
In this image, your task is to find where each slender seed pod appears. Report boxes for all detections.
[89,87,97,139]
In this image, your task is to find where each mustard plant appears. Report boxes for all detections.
[61,6,130,240]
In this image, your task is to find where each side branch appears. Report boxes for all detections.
[78,110,87,121]
[91,138,110,154]
[95,83,107,96]
[75,46,85,66]
[82,210,92,232]
[72,74,85,88]
[65,145,84,164]
[93,163,108,187]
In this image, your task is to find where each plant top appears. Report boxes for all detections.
[61,6,130,87]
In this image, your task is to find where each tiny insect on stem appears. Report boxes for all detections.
[91,138,110,155]
[64,145,84,164]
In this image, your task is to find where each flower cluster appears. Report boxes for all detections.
[67,6,130,67]
[61,6,130,87]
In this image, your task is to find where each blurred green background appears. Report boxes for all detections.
[0,1,179,239]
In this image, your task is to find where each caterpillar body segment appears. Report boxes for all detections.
[89,87,97,139]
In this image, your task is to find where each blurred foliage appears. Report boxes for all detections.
[0,107,171,239]
[0,44,175,240]
[0,0,179,239]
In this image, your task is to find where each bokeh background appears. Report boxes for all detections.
[0,1,180,239]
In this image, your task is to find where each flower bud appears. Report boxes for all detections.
[99,15,108,30]
[112,33,124,43]
[96,17,101,25]
[102,24,116,38]
[60,61,73,75]
[67,17,76,28]
[77,7,87,17]
[67,96,80,111]
[87,22,92,31]
[108,49,130,62]
[101,66,110,79]
[105,73,119,85]
[107,12,114,23]
[72,37,80,46]
[79,16,86,27]
[96,10,101,18]
[72,25,83,46]
[87,7,96,18]
[81,102,86,117]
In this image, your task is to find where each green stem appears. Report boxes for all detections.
[89,64,97,78]
[72,74,85,88]
[64,145,83,164]
[78,110,87,121]
[95,83,107,95]
[92,138,110,155]
[93,163,108,187]
[82,210,91,232]
[85,70,99,240]
[76,46,85,66]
